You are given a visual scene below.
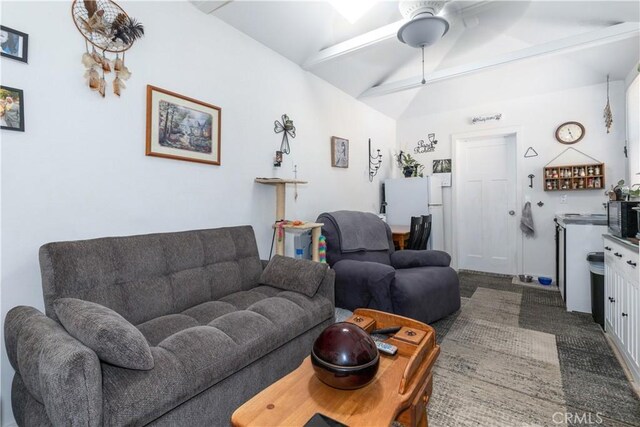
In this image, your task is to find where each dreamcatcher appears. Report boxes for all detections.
[274,114,296,154]
[71,0,144,97]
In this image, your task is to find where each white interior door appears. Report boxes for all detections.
[457,135,517,274]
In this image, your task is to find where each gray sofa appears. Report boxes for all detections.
[4,226,335,426]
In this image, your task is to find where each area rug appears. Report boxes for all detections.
[337,271,640,426]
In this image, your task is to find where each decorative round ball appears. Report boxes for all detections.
[311,322,380,390]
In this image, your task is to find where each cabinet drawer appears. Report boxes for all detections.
[604,240,639,285]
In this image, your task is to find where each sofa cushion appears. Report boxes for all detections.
[39,226,262,324]
[104,290,333,425]
[54,298,154,370]
[259,255,328,297]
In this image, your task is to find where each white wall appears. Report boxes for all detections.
[0,1,396,424]
[626,63,640,186]
[398,81,627,278]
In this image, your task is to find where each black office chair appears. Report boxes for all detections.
[407,215,432,250]
[407,216,423,250]
[417,215,432,250]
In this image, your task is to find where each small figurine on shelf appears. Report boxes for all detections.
[318,235,327,264]
[595,165,601,175]
[588,166,594,176]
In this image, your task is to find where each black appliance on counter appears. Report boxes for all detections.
[607,201,639,238]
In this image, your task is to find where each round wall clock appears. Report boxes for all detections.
[555,121,585,144]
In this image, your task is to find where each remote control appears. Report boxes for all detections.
[375,341,398,356]
[370,326,402,335]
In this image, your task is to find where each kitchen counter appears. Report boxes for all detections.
[603,233,639,252]
[555,213,607,226]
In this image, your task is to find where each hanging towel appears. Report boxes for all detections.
[520,201,535,238]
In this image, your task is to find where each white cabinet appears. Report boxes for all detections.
[604,236,640,383]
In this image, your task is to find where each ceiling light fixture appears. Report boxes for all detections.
[329,0,376,25]
[397,1,450,84]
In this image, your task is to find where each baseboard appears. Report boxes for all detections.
[457,269,512,278]
[603,330,640,399]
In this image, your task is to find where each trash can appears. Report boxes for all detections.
[587,252,605,329]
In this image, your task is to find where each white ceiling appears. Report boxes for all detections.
[193,1,640,118]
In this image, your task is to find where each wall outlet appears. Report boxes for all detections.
[560,195,568,204]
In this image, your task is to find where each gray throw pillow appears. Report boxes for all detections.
[260,255,328,298]
[54,298,154,370]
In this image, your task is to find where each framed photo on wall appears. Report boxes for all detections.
[0,86,25,132]
[1,26,28,63]
[331,136,349,168]
[432,158,452,187]
[146,85,221,165]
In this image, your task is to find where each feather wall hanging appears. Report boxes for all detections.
[72,0,144,98]
[603,74,613,133]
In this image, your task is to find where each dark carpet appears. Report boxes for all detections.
[428,271,640,426]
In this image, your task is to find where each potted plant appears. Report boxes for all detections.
[397,152,425,178]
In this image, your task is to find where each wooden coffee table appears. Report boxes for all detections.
[231,309,440,427]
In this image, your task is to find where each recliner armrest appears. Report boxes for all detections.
[390,250,451,269]
[332,260,395,313]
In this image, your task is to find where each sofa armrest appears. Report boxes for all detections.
[390,250,451,269]
[260,255,329,298]
[315,268,336,306]
[4,306,102,427]
[332,260,395,313]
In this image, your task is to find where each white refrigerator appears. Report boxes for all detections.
[384,176,444,251]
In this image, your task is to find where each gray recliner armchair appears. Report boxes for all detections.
[317,210,460,324]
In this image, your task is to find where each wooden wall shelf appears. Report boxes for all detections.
[544,163,605,191]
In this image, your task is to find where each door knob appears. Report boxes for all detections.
[508,210,515,216]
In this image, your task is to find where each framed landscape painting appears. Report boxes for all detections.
[331,136,349,168]
[0,86,24,132]
[1,26,28,63]
[146,85,221,165]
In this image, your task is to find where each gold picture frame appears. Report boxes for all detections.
[146,85,221,165]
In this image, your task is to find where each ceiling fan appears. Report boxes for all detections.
[397,1,451,48]
[397,1,452,83]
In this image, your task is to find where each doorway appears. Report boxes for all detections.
[453,131,518,275]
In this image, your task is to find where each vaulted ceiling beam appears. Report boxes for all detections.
[303,20,404,70]
[191,0,233,14]
[302,1,496,70]
[360,22,640,98]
